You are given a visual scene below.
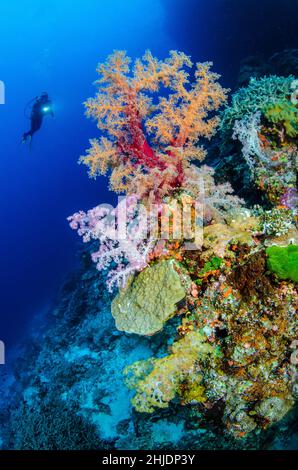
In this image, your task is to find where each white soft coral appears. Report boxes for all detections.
[232,111,267,171]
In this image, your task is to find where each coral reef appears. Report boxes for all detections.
[69,51,235,292]
[2,51,298,450]
[3,253,297,450]
[219,75,298,205]
[119,224,298,437]
[220,75,294,150]
[70,52,298,440]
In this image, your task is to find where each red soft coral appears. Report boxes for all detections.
[80,50,228,202]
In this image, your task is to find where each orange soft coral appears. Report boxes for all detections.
[80,50,228,201]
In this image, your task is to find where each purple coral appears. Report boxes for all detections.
[280,187,298,214]
[68,196,158,292]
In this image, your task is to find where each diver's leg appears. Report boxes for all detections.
[31,116,42,133]
[22,116,43,144]
[22,131,31,143]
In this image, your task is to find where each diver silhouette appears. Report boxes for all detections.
[22,92,54,145]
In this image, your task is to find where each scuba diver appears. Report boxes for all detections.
[22,92,54,144]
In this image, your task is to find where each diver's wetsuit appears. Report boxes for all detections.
[22,93,53,143]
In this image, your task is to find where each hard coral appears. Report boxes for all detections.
[202,208,258,259]
[111,259,191,335]
[220,75,295,149]
[220,75,298,205]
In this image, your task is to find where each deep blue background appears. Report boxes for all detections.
[164,0,298,86]
[0,0,297,350]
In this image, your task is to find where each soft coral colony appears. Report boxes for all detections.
[69,51,298,438]
[80,50,227,200]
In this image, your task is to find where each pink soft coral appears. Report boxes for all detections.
[68,196,166,292]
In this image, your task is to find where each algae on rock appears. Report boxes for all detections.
[111,259,191,336]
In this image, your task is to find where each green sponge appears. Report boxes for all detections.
[266,244,298,283]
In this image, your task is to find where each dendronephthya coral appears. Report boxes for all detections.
[80,50,228,201]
